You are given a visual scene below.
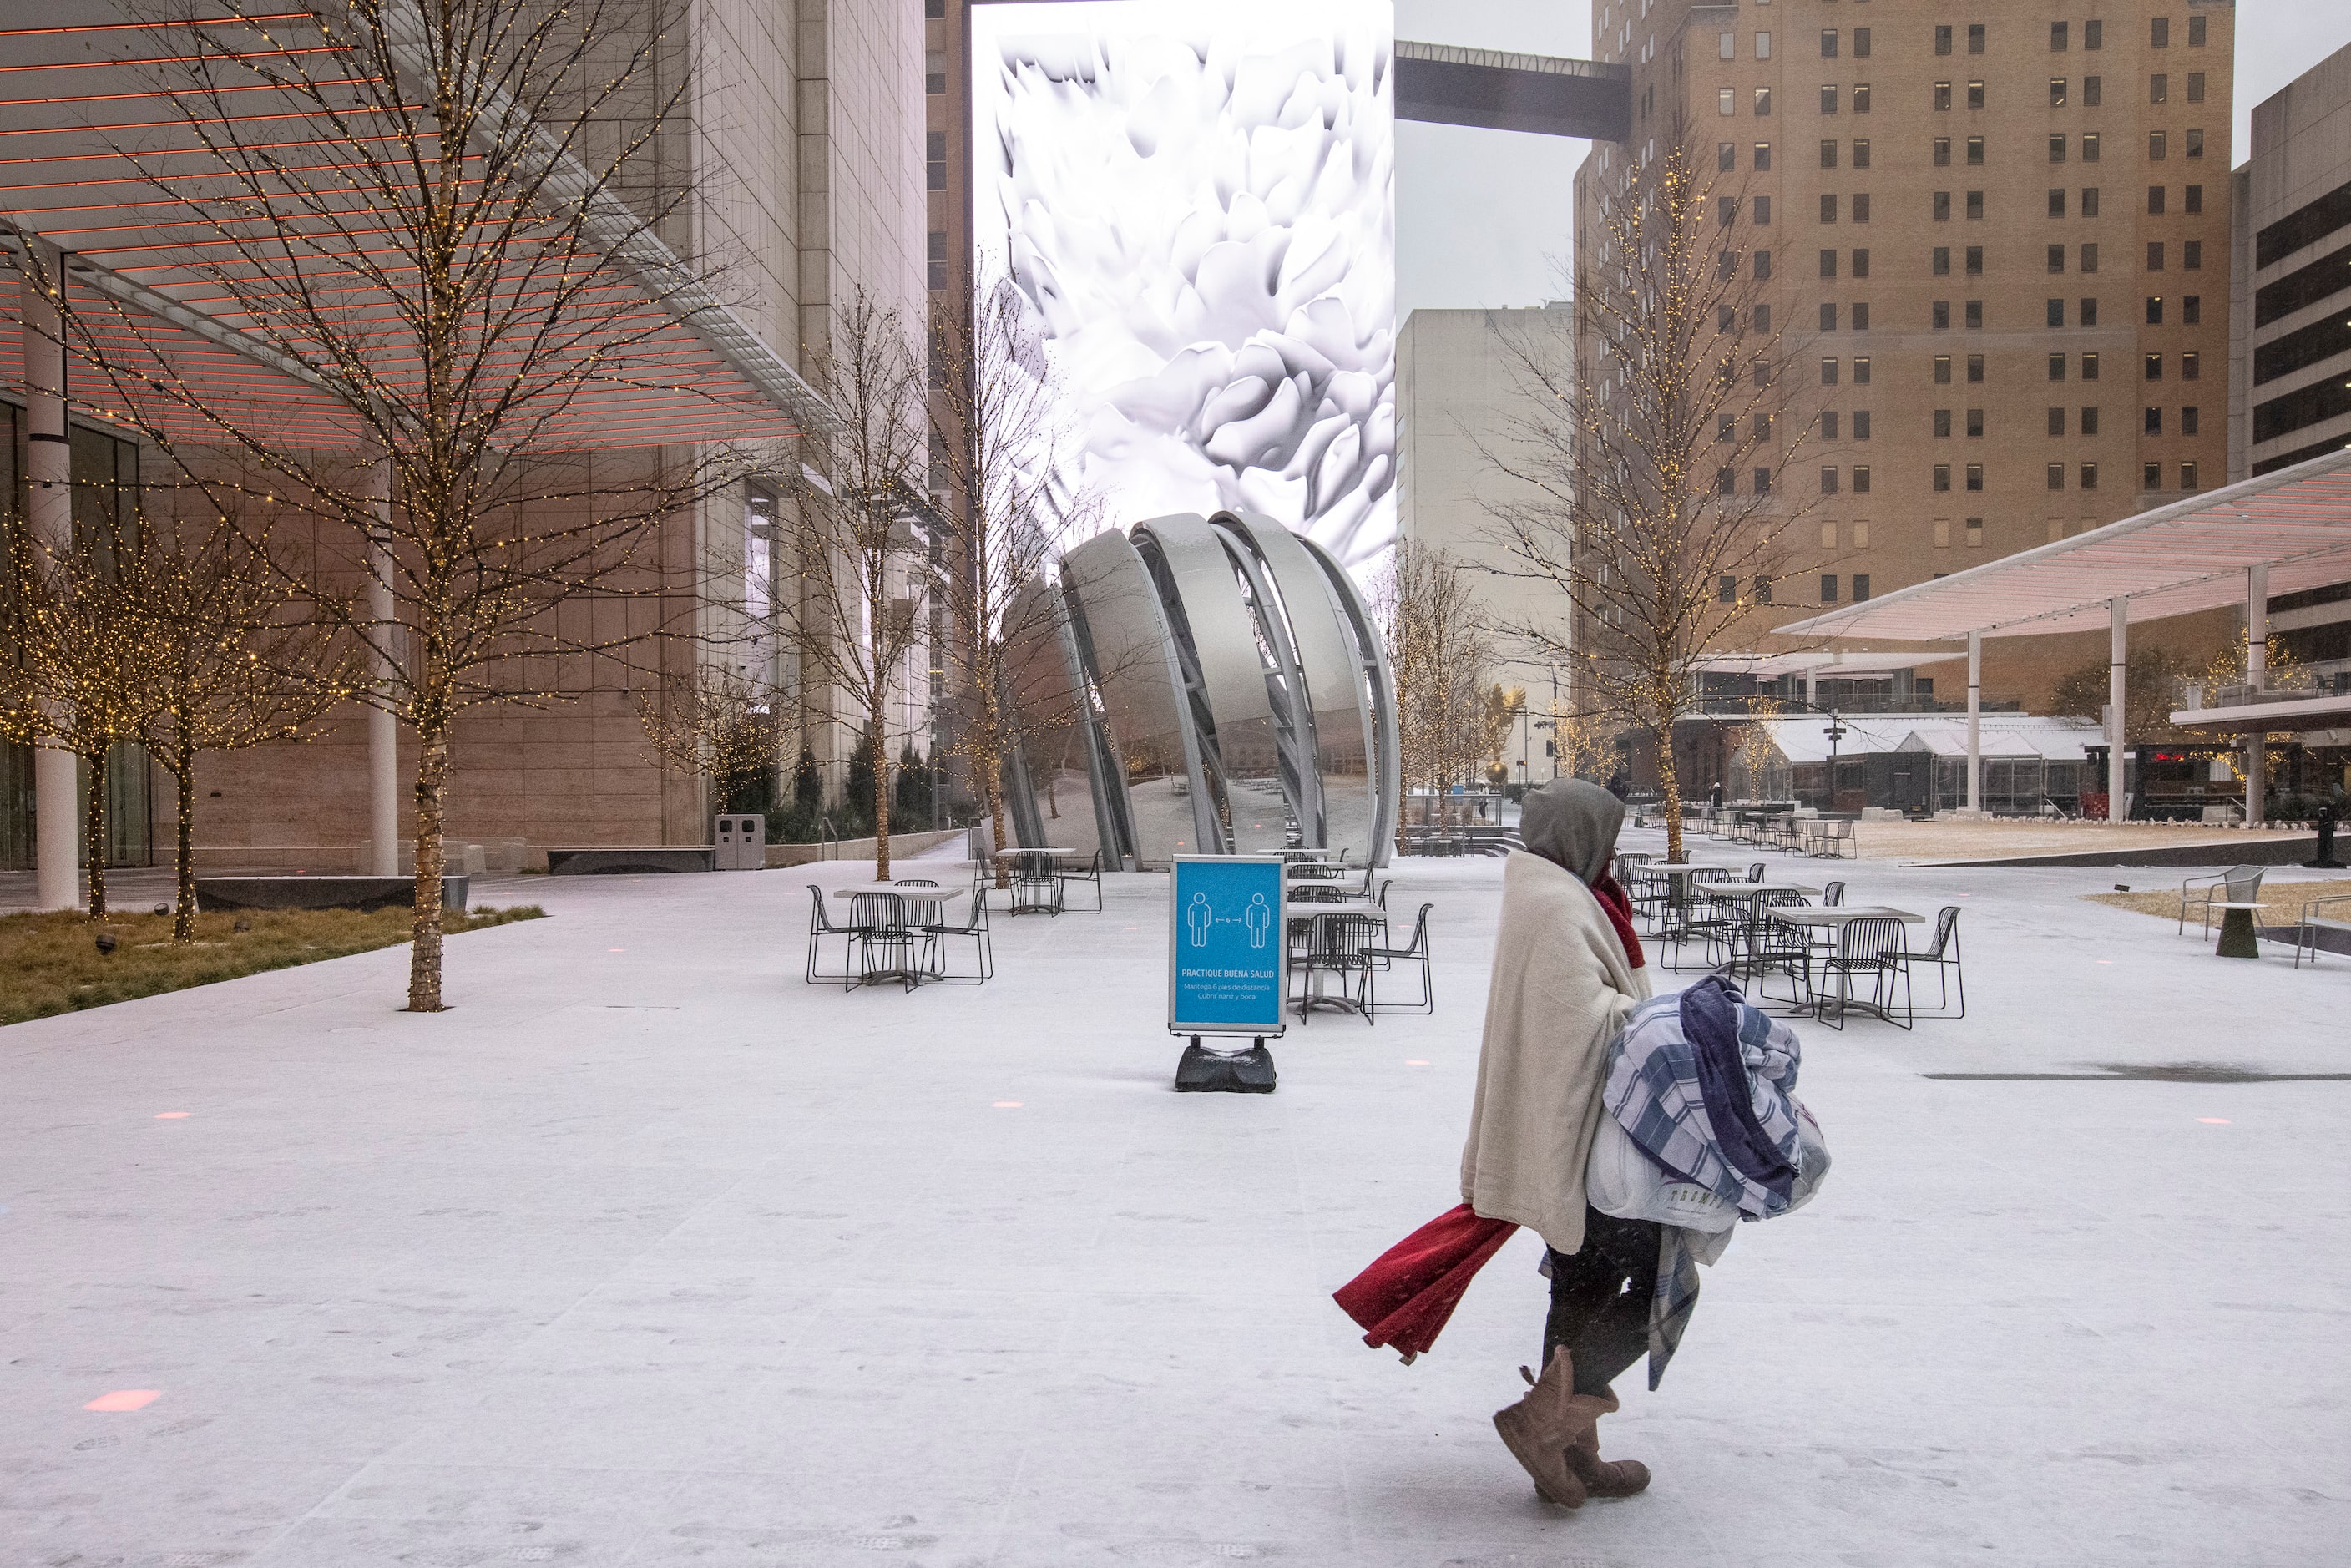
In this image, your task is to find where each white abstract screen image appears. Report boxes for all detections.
[971,0,1396,570]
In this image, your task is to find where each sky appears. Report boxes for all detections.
[1396,0,2351,316]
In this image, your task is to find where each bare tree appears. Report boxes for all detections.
[928,263,1098,884]
[21,2,766,1008]
[1478,130,1825,862]
[634,665,782,820]
[1378,539,1503,839]
[771,291,932,881]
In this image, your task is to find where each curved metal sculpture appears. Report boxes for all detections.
[1006,512,1398,869]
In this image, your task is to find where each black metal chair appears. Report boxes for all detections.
[1058,850,1105,912]
[920,896,993,983]
[1367,903,1433,1014]
[1010,852,1064,915]
[847,891,918,991]
[1729,888,1811,992]
[1890,906,1964,1017]
[1822,880,1847,907]
[1296,912,1380,1022]
[806,884,860,984]
[1818,916,1913,1030]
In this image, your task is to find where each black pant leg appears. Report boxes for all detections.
[1541,1208,1663,1396]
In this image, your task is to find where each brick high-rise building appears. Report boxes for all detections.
[1577,0,2237,708]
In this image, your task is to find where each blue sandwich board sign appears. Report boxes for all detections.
[1167,855,1287,1038]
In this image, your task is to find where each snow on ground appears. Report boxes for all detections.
[1,831,2345,1566]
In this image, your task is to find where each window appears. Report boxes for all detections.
[1853,194,1872,223]
[2081,407,2099,435]
[1935,408,1954,438]
[1822,84,1839,114]
[1753,303,1772,332]
[2085,75,2102,107]
[1821,302,1838,331]
[1934,463,1953,492]
[1967,135,1985,166]
[1968,23,1986,55]
[2184,240,2202,270]
[2146,295,2163,325]
[1853,358,1872,386]
[2050,189,2066,218]
[2183,294,2201,325]
[2144,460,2163,488]
[926,131,948,190]
[1720,31,1736,60]
[1754,141,1773,169]
[1822,466,1841,494]
[1933,300,1951,329]
[1754,467,1772,494]
[2151,73,2167,106]
[1934,354,1953,383]
[2051,79,2068,109]
[1756,87,1772,115]
[1822,357,1840,386]
[2185,185,2203,215]
[1719,196,1739,226]
[1934,518,1953,549]
[1718,415,1736,443]
[2145,406,2162,435]
[2147,240,2166,271]
[2146,352,2163,381]
[1854,521,1873,548]
[2048,298,2065,326]
[2182,351,2200,381]
[2081,463,2099,489]
[1720,141,1737,171]
[2190,15,2207,47]
[2048,462,2066,489]
[1755,250,1772,280]
[1967,191,1984,220]
[1822,194,1839,223]
[1822,139,1840,169]
[2083,187,2101,217]
[1968,354,1984,382]
[1853,248,1871,277]
[1969,81,1985,110]
[2148,185,2166,216]
[2187,129,2205,159]
[927,50,947,94]
[2052,21,2069,51]
[1854,574,1873,601]
[2048,244,2066,273]
[2151,17,2170,48]
[1719,249,1737,280]
[2081,296,2099,326]
[927,230,948,291]
[2081,241,2100,273]
[1854,139,1872,169]
[1757,32,1772,59]
[1853,83,1872,113]
[2182,461,2199,489]
[2050,133,2068,163]
[1854,464,1873,493]
[1935,81,1953,111]
[2047,407,2066,436]
[2086,21,2103,50]
[1856,28,1872,58]
[1821,28,1839,58]
[1934,191,1952,221]
[2151,130,2168,161]
[1966,463,1984,492]
[1820,520,1840,549]
[1719,575,1738,604]
[1716,467,1736,495]
[1934,137,1952,168]
[2083,132,2101,163]
[1968,408,1986,438]
[1753,576,1773,604]
[1966,518,1985,547]
[1965,245,1984,276]
[1853,301,1871,329]
[1935,24,1953,56]
[2048,353,2066,382]
[1721,87,1737,115]
[1754,360,1772,387]
[1821,410,1841,438]
[1965,300,1984,328]
[1754,195,1773,224]
[1821,574,1840,604]
[2083,352,2101,380]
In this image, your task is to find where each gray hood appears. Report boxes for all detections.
[1519,779,1625,887]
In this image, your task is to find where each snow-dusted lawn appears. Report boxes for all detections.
[2,834,2343,1565]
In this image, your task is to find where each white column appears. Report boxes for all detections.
[2107,596,2129,822]
[1965,630,1983,816]
[2246,563,2268,828]
[365,458,400,876]
[22,245,80,911]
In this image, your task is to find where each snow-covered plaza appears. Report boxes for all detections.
[3,834,2346,1567]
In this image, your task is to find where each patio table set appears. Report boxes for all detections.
[802,847,1110,992]
[1282,851,1433,1024]
[1619,851,1962,1029]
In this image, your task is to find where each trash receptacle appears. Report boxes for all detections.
[715,813,766,871]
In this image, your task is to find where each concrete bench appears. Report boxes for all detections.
[544,847,714,876]
[195,875,468,913]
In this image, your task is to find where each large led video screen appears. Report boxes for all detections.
[970,0,1396,570]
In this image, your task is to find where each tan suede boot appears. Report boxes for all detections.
[1491,1347,1587,1506]
[1561,1391,1652,1498]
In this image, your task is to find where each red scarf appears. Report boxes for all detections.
[1591,872,1646,969]
[1332,1203,1519,1361]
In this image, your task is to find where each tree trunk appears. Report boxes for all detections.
[1656,717,1686,864]
[407,712,452,1012]
[870,715,893,881]
[978,679,1010,888]
[172,738,198,943]
[82,746,109,918]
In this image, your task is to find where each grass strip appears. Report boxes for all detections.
[0,905,545,1025]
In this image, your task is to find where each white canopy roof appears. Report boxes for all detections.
[1695,650,1954,678]
[1770,448,2351,643]
[1750,713,2104,764]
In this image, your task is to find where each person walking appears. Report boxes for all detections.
[1460,778,1657,1507]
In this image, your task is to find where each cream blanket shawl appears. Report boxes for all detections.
[1459,851,1654,1256]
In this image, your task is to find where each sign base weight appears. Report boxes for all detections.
[1175,1037,1277,1094]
